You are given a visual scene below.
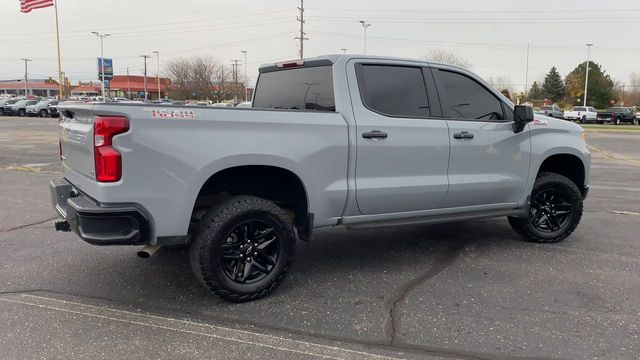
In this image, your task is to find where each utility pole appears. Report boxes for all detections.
[231,59,241,102]
[359,20,371,55]
[583,43,593,106]
[20,58,31,96]
[91,32,110,100]
[241,50,248,101]
[153,51,161,100]
[524,43,530,100]
[295,0,308,59]
[126,67,131,99]
[141,54,150,101]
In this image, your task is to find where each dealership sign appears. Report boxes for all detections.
[97,58,114,80]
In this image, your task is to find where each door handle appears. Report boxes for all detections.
[362,130,388,139]
[453,131,474,139]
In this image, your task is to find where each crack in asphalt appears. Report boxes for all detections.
[2,217,57,233]
[0,288,560,360]
[385,240,466,346]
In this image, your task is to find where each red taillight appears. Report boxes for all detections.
[94,116,129,182]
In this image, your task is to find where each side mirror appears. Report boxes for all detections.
[513,105,534,133]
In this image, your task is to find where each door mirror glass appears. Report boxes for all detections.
[513,105,534,133]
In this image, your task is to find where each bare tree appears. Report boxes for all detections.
[165,55,237,101]
[165,57,192,100]
[425,49,472,69]
[626,72,640,105]
[487,75,515,100]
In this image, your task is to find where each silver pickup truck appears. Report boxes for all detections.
[51,55,590,302]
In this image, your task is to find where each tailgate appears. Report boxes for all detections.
[59,104,96,180]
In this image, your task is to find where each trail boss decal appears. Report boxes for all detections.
[144,108,198,119]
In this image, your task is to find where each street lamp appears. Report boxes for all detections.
[140,54,150,101]
[91,32,111,100]
[359,20,371,55]
[583,43,593,106]
[341,48,347,54]
[241,50,248,101]
[153,51,160,100]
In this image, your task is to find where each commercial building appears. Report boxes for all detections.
[0,79,60,97]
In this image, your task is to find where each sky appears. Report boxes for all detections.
[1,0,639,92]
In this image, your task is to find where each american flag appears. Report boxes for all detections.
[20,0,54,13]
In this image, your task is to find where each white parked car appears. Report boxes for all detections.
[236,102,252,108]
[563,106,597,123]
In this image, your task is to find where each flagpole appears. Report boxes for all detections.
[54,0,63,98]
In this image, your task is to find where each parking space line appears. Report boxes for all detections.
[590,185,640,192]
[0,294,402,360]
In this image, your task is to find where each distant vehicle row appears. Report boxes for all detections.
[536,105,639,125]
[0,96,253,118]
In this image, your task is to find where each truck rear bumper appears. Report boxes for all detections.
[50,178,150,246]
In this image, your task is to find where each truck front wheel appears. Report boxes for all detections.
[508,172,583,243]
[189,195,297,302]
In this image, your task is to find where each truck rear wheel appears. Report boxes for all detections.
[189,195,297,302]
[508,172,583,243]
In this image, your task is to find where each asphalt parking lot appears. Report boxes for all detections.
[1,116,639,359]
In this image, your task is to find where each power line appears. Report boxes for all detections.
[0,9,294,37]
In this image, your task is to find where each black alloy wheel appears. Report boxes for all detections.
[39,109,48,117]
[508,172,583,243]
[190,196,296,302]
[220,219,281,284]
[529,189,573,233]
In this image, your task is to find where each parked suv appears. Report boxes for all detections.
[1,98,20,116]
[27,99,58,117]
[51,55,590,302]
[537,105,564,118]
[9,99,39,117]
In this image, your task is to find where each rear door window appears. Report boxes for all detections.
[357,65,430,118]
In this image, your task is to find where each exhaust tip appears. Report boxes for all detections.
[137,244,161,259]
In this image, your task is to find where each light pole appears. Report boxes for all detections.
[341,48,347,54]
[140,54,150,101]
[524,42,530,100]
[91,32,111,100]
[583,43,593,106]
[153,51,161,100]
[20,58,31,96]
[241,50,247,101]
[359,20,371,55]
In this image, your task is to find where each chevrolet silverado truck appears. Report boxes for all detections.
[563,106,598,123]
[51,55,590,302]
[596,107,638,125]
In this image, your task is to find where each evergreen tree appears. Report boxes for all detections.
[541,66,565,102]
[528,81,543,100]
[564,61,617,108]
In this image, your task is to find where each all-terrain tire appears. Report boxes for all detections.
[189,195,297,302]
[508,172,583,243]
